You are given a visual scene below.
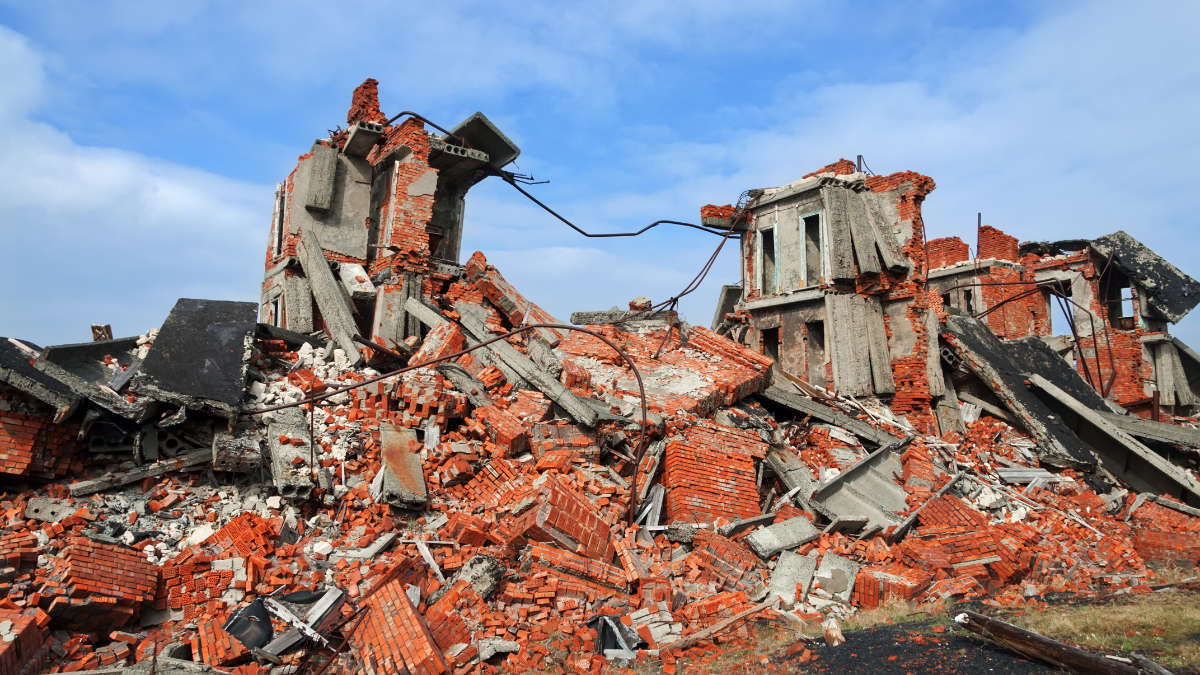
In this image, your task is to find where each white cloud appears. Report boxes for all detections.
[465,1,1200,341]
[0,26,268,344]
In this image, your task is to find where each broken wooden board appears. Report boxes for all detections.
[1029,374,1200,506]
[954,610,1148,674]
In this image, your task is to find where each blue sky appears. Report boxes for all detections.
[1,1,1198,348]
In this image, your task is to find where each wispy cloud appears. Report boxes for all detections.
[0,26,268,344]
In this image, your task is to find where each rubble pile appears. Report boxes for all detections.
[0,252,1197,674]
[1,79,1198,673]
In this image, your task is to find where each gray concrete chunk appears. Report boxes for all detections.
[767,550,817,607]
[745,516,820,558]
[813,552,860,603]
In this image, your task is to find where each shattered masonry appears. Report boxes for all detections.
[0,79,1198,673]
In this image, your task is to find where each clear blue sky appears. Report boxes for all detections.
[1,1,1197,348]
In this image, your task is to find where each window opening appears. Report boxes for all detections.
[803,213,822,285]
[761,228,777,295]
[805,320,826,387]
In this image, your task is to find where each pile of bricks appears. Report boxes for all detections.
[4,223,1200,674]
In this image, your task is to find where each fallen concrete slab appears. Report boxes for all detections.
[1028,374,1200,506]
[296,227,363,365]
[809,437,911,534]
[942,315,1096,469]
[130,299,258,417]
[767,550,817,607]
[370,424,428,508]
[744,516,820,558]
[758,381,899,448]
[455,302,598,427]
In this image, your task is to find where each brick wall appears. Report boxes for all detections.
[925,236,969,270]
[977,225,1019,262]
[803,158,857,178]
[0,410,79,479]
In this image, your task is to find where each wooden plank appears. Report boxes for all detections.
[845,192,881,274]
[862,295,895,394]
[954,610,1143,674]
[822,187,855,281]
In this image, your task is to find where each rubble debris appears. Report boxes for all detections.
[5,86,1200,673]
[943,314,1096,468]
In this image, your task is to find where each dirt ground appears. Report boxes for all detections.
[643,583,1200,674]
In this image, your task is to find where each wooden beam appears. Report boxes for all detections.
[954,610,1148,674]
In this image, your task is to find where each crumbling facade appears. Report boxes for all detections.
[0,85,1199,673]
[720,158,1200,430]
[259,78,521,363]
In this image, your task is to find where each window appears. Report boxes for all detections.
[760,228,778,295]
[941,292,952,311]
[762,327,780,364]
[1103,269,1135,329]
[272,186,286,256]
[805,320,826,387]
[271,297,282,327]
[803,212,823,285]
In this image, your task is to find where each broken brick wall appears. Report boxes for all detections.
[0,388,79,479]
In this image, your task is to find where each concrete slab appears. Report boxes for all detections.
[813,552,860,604]
[745,516,821,558]
[370,424,427,507]
[767,550,817,607]
[129,299,258,417]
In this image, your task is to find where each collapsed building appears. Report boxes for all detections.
[0,81,1198,673]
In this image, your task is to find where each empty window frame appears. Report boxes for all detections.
[272,186,286,257]
[1103,268,1136,329]
[801,211,824,286]
[762,326,781,364]
[804,320,826,387]
[760,227,778,295]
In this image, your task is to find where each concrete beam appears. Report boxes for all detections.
[455,302,598,427]
[758,381,899,448]
[296,227,362,365]
[1029,374,1200,506]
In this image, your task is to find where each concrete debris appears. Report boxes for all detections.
[3,88,1200,673]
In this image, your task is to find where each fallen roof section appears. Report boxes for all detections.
[942,315,1096,469]
[1089,230,1200,323]
[1028,374,1200,506]
[128,298,257,417]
